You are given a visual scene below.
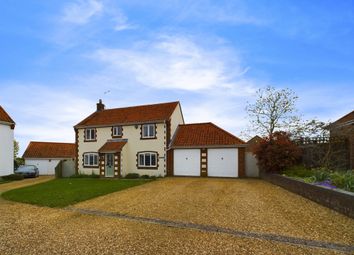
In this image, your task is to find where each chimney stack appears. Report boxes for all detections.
[96,99,105,112]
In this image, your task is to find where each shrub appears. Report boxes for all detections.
[125,173,140,179]
[253,132,302,173]
[140,175,150,179]
[2,174,24,181]
[330,171,354,192]
[313,168,331,182]
[283,165,313,178]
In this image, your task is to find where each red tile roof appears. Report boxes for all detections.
[23,142,76,159]
[75,101,179,127]
[170,122,245,148]
[98,141,127,153]
[332,110,354,125]
[0,106,15,124]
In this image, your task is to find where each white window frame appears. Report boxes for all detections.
[85,128,96,141]
[137,152,157,168]
[142,124,156,138]
[83,153,98,167]
[112,126,123,137]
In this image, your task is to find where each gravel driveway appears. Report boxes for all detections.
[1,177,353,254]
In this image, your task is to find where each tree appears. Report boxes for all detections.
[14,140,19,159]
[246,86,299,138]
[253,132,302,173]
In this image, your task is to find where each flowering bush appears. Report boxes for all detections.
[253,131,302,173]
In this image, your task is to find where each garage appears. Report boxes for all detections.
[168,122,246,178]
[23,141,75,176]
[173,149,200,176]
[207,148,238,177]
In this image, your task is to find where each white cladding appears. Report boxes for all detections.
[207,148,238,177]
[173,149,200,176]
[0,124,14,176]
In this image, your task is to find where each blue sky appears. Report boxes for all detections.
[1,0,354,154]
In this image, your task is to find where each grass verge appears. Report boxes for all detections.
[1,178,151,207]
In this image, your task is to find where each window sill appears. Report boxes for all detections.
[137,166,158,170]
[84,140,97,142]
[112,135,123,138]
[140,137,157,140]
[82,165,99,168]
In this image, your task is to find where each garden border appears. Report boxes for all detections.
[261,174,354,219]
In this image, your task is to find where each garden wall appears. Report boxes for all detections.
[262,174,354,219]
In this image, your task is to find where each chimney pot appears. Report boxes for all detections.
[97,99,105,111]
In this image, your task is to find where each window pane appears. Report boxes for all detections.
[145,153,151,166]
[89,155,94,165]
[143,125,149,137]
[84,155,88,165]
[139,154,144,166]
[151,154,156,166]
[93,155,98,165]
[91,129,95,139]
[149,125,155,137]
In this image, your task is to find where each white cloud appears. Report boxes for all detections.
[0,83,94,155]
[61,0,103,25]
[92,35,256,94]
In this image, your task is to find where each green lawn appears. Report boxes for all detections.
[1,178,151,207]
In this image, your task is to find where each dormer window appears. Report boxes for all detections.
[141,124,156,139]
[112,126,123,138]
[84,128,96,141]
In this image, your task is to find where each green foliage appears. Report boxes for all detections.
[2,174,24,181]
[125,173,140,179]
[283,165,313,178]
[2,178,150,207]
[330,171,354,192]
[13,140,19,158]
[283,166,354,192]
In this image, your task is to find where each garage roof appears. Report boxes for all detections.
[23,142,76,159]
[0,106,15,125]
[98,141,127,153]
[170,122,246,148]
[75,101,180,127]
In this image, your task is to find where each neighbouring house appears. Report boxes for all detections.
[0,106,15,176]
[167,123,246,177]
[23,141,76,175]
[328,110,354,169]
[75,100,246,178]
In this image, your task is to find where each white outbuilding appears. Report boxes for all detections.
[0,106,15,176]
[23,141,75,175]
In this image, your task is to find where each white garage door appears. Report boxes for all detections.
[174,149,200,176]
[208,148,238,177]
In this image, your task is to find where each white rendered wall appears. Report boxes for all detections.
[25,159,62,175]
[0,124,14,176]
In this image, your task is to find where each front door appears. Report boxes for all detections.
[105,153,114,177]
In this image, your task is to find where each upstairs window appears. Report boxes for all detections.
[142,124,156,139]
[112,126,123,137]
[85,128,96,141]
[138,152,157,168]
[83,153,98,167]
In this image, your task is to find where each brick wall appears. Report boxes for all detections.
[262,174,354,219]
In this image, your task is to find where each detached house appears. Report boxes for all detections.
[74,101,184,177]
[75,100,246,178]
[0,106,15,176]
